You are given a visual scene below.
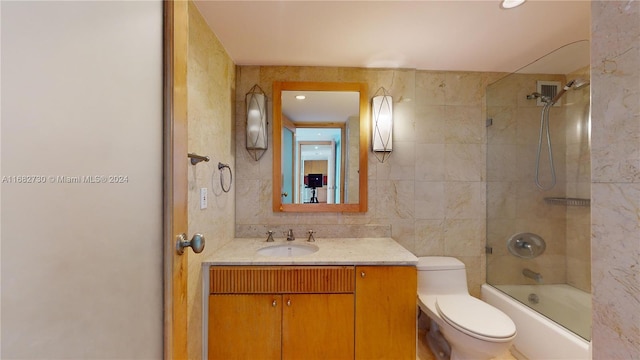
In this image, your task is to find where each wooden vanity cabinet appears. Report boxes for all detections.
[209,294,281,360]
[208,266,355,360]
[355,265,417,360]
[282,293,354,359]
[208,265,416,360]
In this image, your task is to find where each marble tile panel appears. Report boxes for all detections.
[415,144,445,181]
[444,72,486,107]
[444,106,485,144]
[375,141,415,181]
[487,106,517,145]
[443,219,485,257]
[444,182,485,220]
[390,219,417,253]
[486,181,517,219]
[444,144,485,181]
[415,219,445,256]
[414,181,445,220]
[486,218,517,256]
[457,255,484,298]
[375,180,415,220]
[487,144,518,182]
[415,70,446,106]
[415,105,446,144]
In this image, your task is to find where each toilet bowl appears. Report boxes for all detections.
[417,256,516,360]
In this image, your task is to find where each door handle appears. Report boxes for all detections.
[281,192,288,197]
[176,233,205,255]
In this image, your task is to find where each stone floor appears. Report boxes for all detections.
[417,329,518,360]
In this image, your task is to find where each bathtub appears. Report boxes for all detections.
[482,284,591,360]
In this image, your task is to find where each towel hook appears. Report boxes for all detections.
[188,153,210,165]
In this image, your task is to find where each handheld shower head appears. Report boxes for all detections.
[550,78,590,105]
[569,78,590,90]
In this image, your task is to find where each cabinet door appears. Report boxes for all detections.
[208,294,281,360]
[282,293,354,360]
[355,266,417,360]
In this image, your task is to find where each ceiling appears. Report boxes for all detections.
[194,0,590,73]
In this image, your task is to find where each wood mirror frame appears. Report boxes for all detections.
[272,81,368,212]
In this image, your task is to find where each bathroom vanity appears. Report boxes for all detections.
[202,237,418,360]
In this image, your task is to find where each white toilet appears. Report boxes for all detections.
[417,256,516,360]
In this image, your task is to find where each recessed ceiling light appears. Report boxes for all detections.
[501,0,526,9]
[295,95,306,100]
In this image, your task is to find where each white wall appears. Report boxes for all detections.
[1,1,163,358]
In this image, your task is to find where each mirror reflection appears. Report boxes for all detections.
[273,82,368,212]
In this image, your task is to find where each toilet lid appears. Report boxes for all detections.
[436,295,516,340]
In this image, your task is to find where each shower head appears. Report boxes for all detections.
[550,78,590,105]
[566,78,590,90]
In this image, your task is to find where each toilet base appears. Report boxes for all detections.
[426,319,450,360]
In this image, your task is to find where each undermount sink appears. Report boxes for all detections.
[257,243,319,257]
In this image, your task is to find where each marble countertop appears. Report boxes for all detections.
[202,237,418,266]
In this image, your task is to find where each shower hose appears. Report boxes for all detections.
[535,101,556,190]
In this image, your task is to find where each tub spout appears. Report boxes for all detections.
[523,268,543,283]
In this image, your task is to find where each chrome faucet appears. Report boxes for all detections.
[286,229,295,241]
[523,268,543,283]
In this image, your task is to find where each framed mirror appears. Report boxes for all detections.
[273,81,368,212]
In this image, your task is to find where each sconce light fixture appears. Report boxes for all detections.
[245,84,268,161]
[371,87,393,162]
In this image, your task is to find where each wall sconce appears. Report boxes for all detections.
[245,84,268,161]
[371,87,393,162]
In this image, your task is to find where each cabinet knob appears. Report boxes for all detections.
[361,271,366,278]
[287,299,291,306]
[272,300,277,307]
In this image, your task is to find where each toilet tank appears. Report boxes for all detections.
[417,256,469,295]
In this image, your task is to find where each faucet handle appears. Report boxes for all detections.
[307,230,315,242]
[266,230,275,242]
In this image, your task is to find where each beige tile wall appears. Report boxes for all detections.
[591,1,640,357]
[186,3,236,359]
[235,66,501,297]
